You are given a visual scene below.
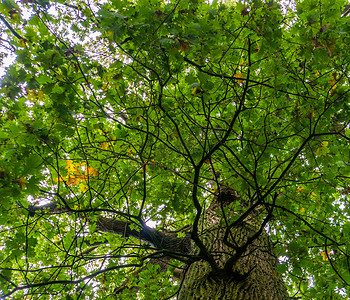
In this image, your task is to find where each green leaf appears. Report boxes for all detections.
[1,0,350,298]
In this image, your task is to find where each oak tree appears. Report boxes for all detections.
[1,0,350,299]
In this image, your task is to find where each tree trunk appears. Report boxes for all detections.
[178,190,289,300]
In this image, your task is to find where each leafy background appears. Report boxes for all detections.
[1,0,350,298]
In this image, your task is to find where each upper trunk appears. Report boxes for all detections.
[178,189,289,300]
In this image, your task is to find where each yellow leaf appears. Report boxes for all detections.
[234,73,244,84]
[310,192,317,198]
[300,207,305,212]
[296,187,304,193]
[65,160,77,172]
[330,88,337,97]
[100,142,109,150]
[321,249,331,261]
[85,166,98,176]
[66,176,73,185]
[73,176,80,185]
[76,174,85,182]
[55,174,66,182]
[315,70,320,77]
[101,83,109,92]
[79,183,88,192]
[192,86,198,95]
[67,175,76,186]
[19,39,27,47]
[240,59,245,66]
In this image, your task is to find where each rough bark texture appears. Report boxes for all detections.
[178,190,289,300]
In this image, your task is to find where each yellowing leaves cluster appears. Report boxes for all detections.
[321,249,331,261]
[55,160,98,191]
[100,142,110,150]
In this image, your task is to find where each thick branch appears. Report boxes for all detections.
[27,202,191,254]
[96,217,191,254]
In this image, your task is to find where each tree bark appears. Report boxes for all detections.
[178,190,289,299]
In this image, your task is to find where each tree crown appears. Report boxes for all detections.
[1,0,350,298]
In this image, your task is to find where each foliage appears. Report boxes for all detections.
[1,0,350,298]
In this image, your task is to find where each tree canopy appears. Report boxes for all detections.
[1,0,350,298]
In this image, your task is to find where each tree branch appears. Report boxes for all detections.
[0,14,24,40]
[27,201,191,255]
[95,217,191,254]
